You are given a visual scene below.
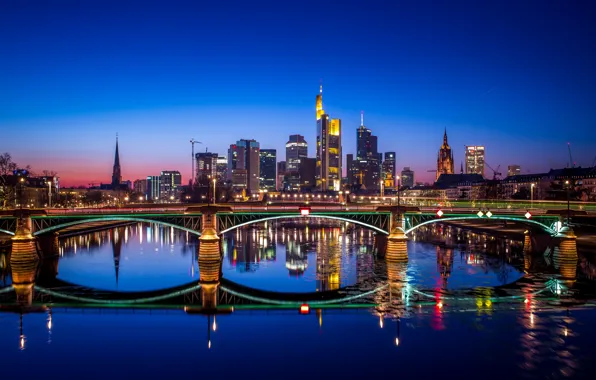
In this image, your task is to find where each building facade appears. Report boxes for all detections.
[315,86,342,191]
[382,152,396,187]
[195,152,218,183]
[508,165,521,177]
[228,139,260,193]
[159,171,181,200]
[436,129,455,181]
[259,149,276,191]
[465,145,485,177]
[146,176,160,201]
[400,167,415,188]
[286,135,308,172]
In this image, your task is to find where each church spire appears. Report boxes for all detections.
[111,135,122,188]
[443,127,448,145]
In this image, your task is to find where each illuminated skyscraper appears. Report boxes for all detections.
[315,85,342,191]
[465,146,485,177]
[195,152,218,182]
[436,129,455,181]
[159,171,181,200]
[348,113,380,190]
[286,135,308,172]
[259,149,276,191]
[228,139,260,193]
[382,152,396,185]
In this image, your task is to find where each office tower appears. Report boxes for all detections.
[146,176,160,201]
[195,152,218,183]
[315,85,342,191]
[277,161,286,191]
[436,128,455,180]
[216,156,228,182]
[298,157,316,189]
[508,165,521,177]
[133,179,147,194]
[400,167,415,188]
[111,137,122,189]
[465,145,485,177]
[259,149,276,191]
[349,112,380,190]
[286,135,308,171]
[228,139,260,193]
[159,171,182,199]
[382,152,396,182]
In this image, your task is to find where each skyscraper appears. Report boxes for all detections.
[465,146,485,177]
[315,85,342,191]
[159,171,182,200]
[277,161,286,191]
[111,137,122,189]
[436,128,455,181]
[348,112,380,190]
[286,135,308,171]
[146,176,160,201]
[382,152,396,187]
[400,167,415,188]
[259,149,276,191]
[195,152,218,183]
[228,139,260,193]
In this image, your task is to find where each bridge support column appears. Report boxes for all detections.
[10,217,39,307]
[552,226,578,282]
[198,208,222,312]
[386,228,408,262]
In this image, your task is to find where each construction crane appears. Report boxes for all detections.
[485,162,502,180]
[567,142,575,168]
[190,138,203,188]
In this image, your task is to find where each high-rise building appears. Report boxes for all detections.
[216,156,228,183]
[382,152,396,187]
[259,149,276,191]
[146,176,160,201]
[348,113,380,190]
[315,86,341,191]
[111,137,122,189]
[508,165,521,177]
[228,139,260,193]
[286,135,308,171]
[195,152,218,183]
[159,171,182,199]
[465,146,485,177]
[133,179,147,195]
[277,161,286,191]
[436,128,455,181]
[299,157,316,189]
[400,167,415,188]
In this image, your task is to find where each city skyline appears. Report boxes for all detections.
[1,1,595,187]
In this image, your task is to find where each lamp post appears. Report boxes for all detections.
[380,180,384,198]
[46,180,52,208]
[530,183,535,210]
[396,175,401,223]
[565,180,571,226]
[212,178,217,205]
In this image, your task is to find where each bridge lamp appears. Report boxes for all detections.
[300,207,311,216]
[525,211,532,219]
[486,211,493,218]
[477,210,484,218]
[436,209,444,218]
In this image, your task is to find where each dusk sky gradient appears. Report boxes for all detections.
[1,0,595,187]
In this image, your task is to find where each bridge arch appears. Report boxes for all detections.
[218,214,389,235]
[32,217,202,237]
[404,216,557,236]
[0,228,14,236]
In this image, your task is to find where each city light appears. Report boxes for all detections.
[486,210,493,218]
[300,207,310,216]
[299,304,310,314]
[436,209,443,217]
[476,211,484,217]
[525,211,532,219]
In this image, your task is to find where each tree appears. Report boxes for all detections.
[0,153,31,209]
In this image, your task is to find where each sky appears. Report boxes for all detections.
[1,0,595,187]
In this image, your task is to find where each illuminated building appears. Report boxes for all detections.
[465,145,485,177]
[508,165,521,177]
[315,85,342,191]
[159,171,181,200]
[382,152,396,187]
[146,176,160,201]
[436,128,455,181]
[228,139,260,193]
[286,135,308,190]
[196,152,218,183]
[400,167,414,188]
[216,156,228,183]
[348,112,380,191]
[259,149,276,191]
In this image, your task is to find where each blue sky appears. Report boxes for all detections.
[1,0,595,186]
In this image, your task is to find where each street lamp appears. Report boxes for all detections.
[565,180,571,226]
[212,178,217,205]
[45,180,52,208]
[396,175,401,223]
[530,183,535,210]
[380,180,384,198]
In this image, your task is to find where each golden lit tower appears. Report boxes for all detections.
[436,128,455,180]
[315,84,342,191]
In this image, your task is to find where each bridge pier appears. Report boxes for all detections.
[10,217,39,307]
[198,208,222,311]
[552,226,578,282]
[386,228,408,262]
